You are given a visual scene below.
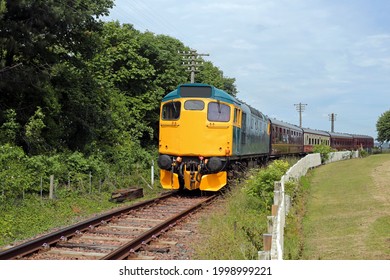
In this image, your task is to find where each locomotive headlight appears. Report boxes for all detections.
[158,155,172,170]
[206,157,223,173]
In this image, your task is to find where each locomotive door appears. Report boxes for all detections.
[233,107,241,155]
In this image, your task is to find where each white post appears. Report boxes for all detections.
[151,160,154,187]
[49,175,54,199]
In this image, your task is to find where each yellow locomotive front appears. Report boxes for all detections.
[158,84,237,191]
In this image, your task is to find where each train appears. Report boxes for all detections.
[157,83,374,191]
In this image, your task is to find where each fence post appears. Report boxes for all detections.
[267,216,274,233]
[49,175,54,199]
[40,176,43,200]
[89,171,92,194]
[274,181,281,205]
[151,160,154,188]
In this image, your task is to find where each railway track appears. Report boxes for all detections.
[0,191,217,260]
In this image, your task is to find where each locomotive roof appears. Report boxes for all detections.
[162,83,240,105]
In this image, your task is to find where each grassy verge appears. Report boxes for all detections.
[283,176,311,259]
[193,185,268,259]
[287,154,390,259]
[192,160,290,259]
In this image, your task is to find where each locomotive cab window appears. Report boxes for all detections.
[208,102,231,122]
[184,100,205,110]
[233,108,241,125]
[162,101,181,120]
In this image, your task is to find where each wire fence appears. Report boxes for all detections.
[0,163,157,203]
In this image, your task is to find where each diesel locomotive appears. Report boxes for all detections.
[157,83,374,191]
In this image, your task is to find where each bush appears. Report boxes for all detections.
[0,144,32,199]
[245,160,290,209]
[313,144,333,164]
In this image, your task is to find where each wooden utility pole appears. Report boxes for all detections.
[180,49,209,83]
[329,113,337,132]
[294,103,307,128]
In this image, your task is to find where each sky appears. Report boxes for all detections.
[105,0,390,139]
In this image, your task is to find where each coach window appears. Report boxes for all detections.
[208,102,230,122]
[162,101,181,120]
[184,100,205,110]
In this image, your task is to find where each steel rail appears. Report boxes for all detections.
[102,194,217,260]
[0,191,176,260]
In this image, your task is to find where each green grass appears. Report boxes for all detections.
[192,161,290,260]
[301,154,390,259]
[192,186,268,260]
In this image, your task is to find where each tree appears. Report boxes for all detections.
[196,61,237,96]
[0,0,6,16]
[0,109,20,144]
[0,0,114,153]
[376,110,390,143]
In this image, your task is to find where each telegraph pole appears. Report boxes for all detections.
[329,113,337,132]
[180,49,209,83]
[294,103,307,128]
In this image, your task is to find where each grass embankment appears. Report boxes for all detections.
[297,154,390,259]
[192,160,291,259]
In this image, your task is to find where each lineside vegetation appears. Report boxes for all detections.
[193,160,290,259]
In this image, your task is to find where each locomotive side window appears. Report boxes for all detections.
[184,100,205,110]
[233,108,241,125]
[208,102,230,122]
[162,101,181,120]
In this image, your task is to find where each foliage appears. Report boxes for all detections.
[245,160,290,208]
[283,176,311,259]
[196,61,237,96]
[376,110,390,143]
[313,144,334,164]
[24,107,46,154]
[0,0,6,16]
[0,3,238,204]
[195,161,289,259]
[194,187,268,259]
[0,109,20,144]
[0,144,31,199]
[0,0,114,151]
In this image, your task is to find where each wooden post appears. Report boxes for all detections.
[263,233,272,251]
[271,204,279,216]
[49,175,54,199]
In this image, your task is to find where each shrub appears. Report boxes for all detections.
[245,160,290,208]
[0,144,32,199]
[313,144,333,164]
